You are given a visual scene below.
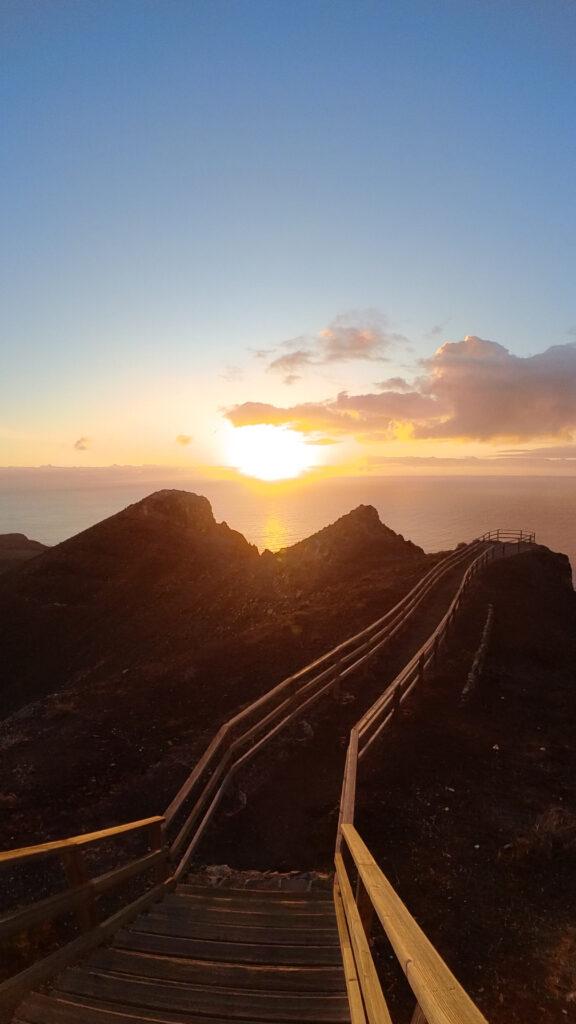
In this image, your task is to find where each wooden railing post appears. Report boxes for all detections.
[59,845,96,932]
[418,654,426,685]
[392,683,401,719]
[149,819,168,883]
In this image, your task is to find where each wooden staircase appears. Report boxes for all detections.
[4,533,534,1022]
[14,873,350,1024]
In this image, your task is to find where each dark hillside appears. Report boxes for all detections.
[356,548,576,1024]
[0,534,47,575]
[0,491,429,848]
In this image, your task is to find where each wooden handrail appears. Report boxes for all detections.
[164,539,483,875]
[0,815,164,866]
[337,824,489,1024]
[334,530,534,1022]
[0,816,170,1000]
[0,527,535,1007]
[164,541,477,831]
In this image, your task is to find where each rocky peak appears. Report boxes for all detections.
[274,504,423,581]
[122,490,217,535]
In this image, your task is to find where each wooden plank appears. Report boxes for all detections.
[0,851,166,941]
[341,825,489,1024]
[333,881,368,1024]
[168,751,232,858]
[334,855,392,1024]
[338,729,359,834]
[0,817,164,867]
[159,893,337,927]
[166,891,336,917]
[16,991,279,1024]
[114,928,343,966]
[60,846,95,932]
[89,947,346,992]
[0,882,170,1002]
[55,969,352,1021]
[411,1004,428,1023]
[164,725,230,828]
[133,911,339,946]
[177,882,333,902]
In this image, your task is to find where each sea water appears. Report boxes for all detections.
[0,475,574,576]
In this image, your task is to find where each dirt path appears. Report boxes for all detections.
[197,551,480,871]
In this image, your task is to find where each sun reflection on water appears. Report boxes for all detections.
[261,513,291,551]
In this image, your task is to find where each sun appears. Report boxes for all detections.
[224,425,318,481]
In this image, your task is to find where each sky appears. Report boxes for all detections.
[1,0,576,477]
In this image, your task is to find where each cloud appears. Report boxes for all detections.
[220,365,244,382]
[226,336,576,444]
[175,434,192,446]
[415,336,576,441]
[73,437,90,451]
[497,444,576,461]
[425,318,451,339]
[375,376,412,391]
[267,349,314,380]
[226,390,437,439]
[266,312,406,383]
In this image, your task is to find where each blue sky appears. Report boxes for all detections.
[1,1,575,470]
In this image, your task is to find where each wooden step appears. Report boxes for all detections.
[91,947,346,993]
[180,883,333,902]
[173,889,335,916]
[16,990,291,1024]
[114,927,344,966]
[160,893,338,926]
[54,968,351,1021]
[131,911,339,947]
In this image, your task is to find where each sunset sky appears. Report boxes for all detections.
[2,1,576,478]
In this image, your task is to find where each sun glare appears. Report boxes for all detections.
[225,425,318,481]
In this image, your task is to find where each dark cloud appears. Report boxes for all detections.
[226,336,576,444]
[175,434,192,446]
[73,437,90,451]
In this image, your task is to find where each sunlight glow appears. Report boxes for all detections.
[224,425,319,481]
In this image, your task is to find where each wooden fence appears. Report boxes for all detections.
[334,531,533,1023]
[0,818,171,1000]
[0,529,534,1011]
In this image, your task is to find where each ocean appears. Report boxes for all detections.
[0,475,574,577]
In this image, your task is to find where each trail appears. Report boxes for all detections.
[198,552,479,871]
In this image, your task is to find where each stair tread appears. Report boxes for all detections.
[114,928,343,966]
[54,968,351,1021]
[172,890,335,916]
[180,883,333,902]
[92,947,345,993]
[130,911,340,946]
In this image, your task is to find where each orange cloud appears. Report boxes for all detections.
[227,336,576,444]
